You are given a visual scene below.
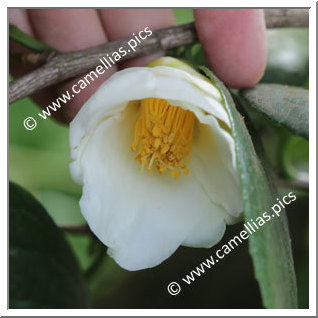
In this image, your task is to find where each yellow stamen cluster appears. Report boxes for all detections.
[131,98,195,179]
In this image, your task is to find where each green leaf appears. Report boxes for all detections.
[9,25,54,52]
[281,136,309,180]
[9,182,88,308]
[261,28,308,86]
[9,145,81,197]
[240,84,308,139]
[34,189,85,226]
[200,67,298,308]
[173,9,194,24]
[167,43,208,68]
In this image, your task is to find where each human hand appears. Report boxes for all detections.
[9,9,267,123]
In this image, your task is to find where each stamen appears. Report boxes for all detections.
[131,98,195,179]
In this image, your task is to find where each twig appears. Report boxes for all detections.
[9,23,196,103]
[278,176,309,192]
[60,224,91,234]
[10,51,56,66]
[264,8,309,28]
[9,9,308,104]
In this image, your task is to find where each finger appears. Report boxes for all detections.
[194,9,267,88]
[28,9,116,122]
[9,8,35,76]
[99,9,175,68]
[9,9,58,106]
[9,9,34,38]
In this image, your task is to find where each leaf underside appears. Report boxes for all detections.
[240,84,309,139]
[200,67,298,309]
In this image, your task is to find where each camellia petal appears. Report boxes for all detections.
[70,58,243,271]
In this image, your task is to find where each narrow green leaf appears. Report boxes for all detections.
[9,25,54,52]
[200,67,298,308]
[240,84,308,139]
[9,182,88,308]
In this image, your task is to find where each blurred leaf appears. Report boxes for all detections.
[168,43,208,68]
[66,234,101,272]
[9,182,87,308]
[201,67,298,308]
[34,189,85,226]
[9,145,81,196]
[9,97,69,152]
[296,257,309,309]
[9,25,54,52]
[281,136,309,180]
[261,28,308,86]
[89,257,129,306]
[173,9,194,24]
[240,84,308,139]
[9,97,81,208]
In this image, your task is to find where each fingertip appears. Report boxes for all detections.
[99,9,176,68]
[194,9,267,88]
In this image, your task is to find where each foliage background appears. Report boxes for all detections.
[9,9,309,308]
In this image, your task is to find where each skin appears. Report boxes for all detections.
[9,9,267,123]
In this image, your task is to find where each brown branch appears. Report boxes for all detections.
[264,8,309,28]
[10,51,57,66]
[278,176,309,192]
[60,224,91,234]
[9,23,196,103]
[21,51,56,66]
[9,9,309,104]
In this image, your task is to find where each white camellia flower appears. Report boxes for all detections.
[70,57,243,271]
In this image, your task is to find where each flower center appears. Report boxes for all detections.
[131,98,195,179]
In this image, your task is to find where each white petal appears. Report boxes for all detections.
[75,105,228,270]
[191,116,243,224]
[70,65,243,271]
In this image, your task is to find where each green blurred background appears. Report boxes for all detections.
[9,9,309,308]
